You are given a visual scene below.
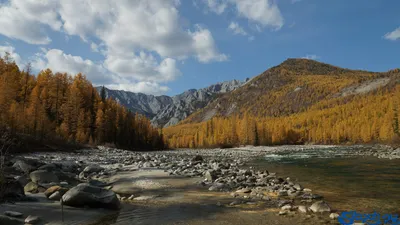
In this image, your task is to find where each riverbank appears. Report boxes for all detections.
[1,145,398,224]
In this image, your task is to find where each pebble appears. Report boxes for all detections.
[329,213,339,219]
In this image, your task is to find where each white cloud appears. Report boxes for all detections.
[234,0,284,30]
[203,0,228,14]
[0,0,228,94]
[0,0,60,44]
[107,82,170,96]
[0,44,24,68]
[228,22,248,36]
[32,48,112,85]
[31,48,175,95]
[384,27,400,41]
[302,54,319,60]
[201,0,284,30]
[105,51,181,83]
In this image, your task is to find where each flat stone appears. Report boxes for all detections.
[281,205,292,211]
[49,191,62,201]
[4,211,23,218]
[25,215,40,224]
[298,205,308,213]
[236,188,251,193]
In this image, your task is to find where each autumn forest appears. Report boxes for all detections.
[1,53,400,151]
[0,54,165,151]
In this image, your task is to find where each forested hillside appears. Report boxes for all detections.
[164,59,400,148]
[0,54,164,151]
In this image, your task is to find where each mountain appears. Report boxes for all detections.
[97,79,246,127]
[164,58,400,148]
[181,58,394,124]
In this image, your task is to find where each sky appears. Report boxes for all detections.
[0,0,399,96]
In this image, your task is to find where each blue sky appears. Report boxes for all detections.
[0,0,399,96]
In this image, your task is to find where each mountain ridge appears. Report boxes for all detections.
[96,78,247,127]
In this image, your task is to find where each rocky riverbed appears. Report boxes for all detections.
[1,145,398,224]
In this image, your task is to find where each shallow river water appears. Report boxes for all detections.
[248,147,400,215]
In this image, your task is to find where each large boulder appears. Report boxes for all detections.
[62,184,120,210]
[24,182,45,193]
[29,170,59,184]
[12,159,41,174]
[309,201,331,213]
[83,165,103,174]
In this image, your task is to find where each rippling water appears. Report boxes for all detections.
[249,147,400,214]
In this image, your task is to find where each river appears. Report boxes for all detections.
[248,147,400,215]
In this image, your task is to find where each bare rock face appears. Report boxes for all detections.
[97,79,246,128]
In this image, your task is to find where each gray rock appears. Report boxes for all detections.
[83,165,103,174]
[29,170,59,184]
[236,188,251,193]
[310,201,331,213]
[49,191,62,201]
[205,170,217,182]
[293,183,303,191]
[4,211,23,218]
[12,159,39,174]
[62,184,120,209]
[298,205,308,213]
[25,215,40,224]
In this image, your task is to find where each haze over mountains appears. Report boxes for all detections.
[97,79,248,128]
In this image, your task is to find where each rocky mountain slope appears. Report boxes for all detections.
[97,79,246,127]
[180,58,399,124]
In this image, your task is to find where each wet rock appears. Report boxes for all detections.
[229,199,242,206]
[62,183,120,210]
[133,195,157,201]
[279,210,288,216]
[25,215,40,224]
[281,205,292,211]
[298,205,308,213]
[293,183,303,191]
[83,165,104,174]
[236,188,251,193]
[329,213,339,219]
[205,170,217,182]
[29,170,59,184]
[310,201,331,213]
[12,159,40,174]
[4,211,23,218]
[49,191,62,201]
[44,186,61,198]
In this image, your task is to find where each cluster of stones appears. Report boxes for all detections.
[1,146,347,224]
